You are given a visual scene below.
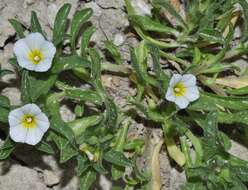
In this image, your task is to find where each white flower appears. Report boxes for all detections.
[14,32,56,72]
[166,74,200,109]
[8,104,50,145]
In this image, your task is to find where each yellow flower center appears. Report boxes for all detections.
[21,114,37,128]
[173,82,186,97]
[28,49,44,64]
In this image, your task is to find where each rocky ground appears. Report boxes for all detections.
[0,0,248,190]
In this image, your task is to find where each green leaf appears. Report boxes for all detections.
[152,0,186,28]
[65,88,102,105]
[129,15,179,36]
[50,119,76,146]
[79,169,96,190]
[182,182,207,190]
[89,48,101,80]
[36,140,54,154]
[218,110,248,125]
[80,26,96,56]
[76,155,90,176]
[49,106,77,147]
[199,28,225,44]
[53,3,71,46]
[103,150,133,167]
[0,95,10,108]
[226,86,248,95]
[105,98,118,128]
[28,74,57,102]
[0,107,9,123]
[71,8,93,50]
[21,70,31,103]
[131,42,160,87]
[50,132,78,163]
[189,93,248,111]
[238,0,248,41]
[0,137,15,160]
[93,158,108,175]
[230,166,248,182]
[52,55,90,73]
[111,165,124,180]
[30,11,43,34]
[104,40,122,65]
[9,19,24,38]
[68,115,103,137]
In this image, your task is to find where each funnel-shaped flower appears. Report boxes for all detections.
[166,74,200,109]
[14,33,56,72]
[8,104,50,145]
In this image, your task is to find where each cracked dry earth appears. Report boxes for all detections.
[0,0,248,190]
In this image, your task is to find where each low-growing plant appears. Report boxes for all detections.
[124,0,248,189]
[0,3,146,190]
[1,1,248,190]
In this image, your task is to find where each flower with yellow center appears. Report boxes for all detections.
[14,33,56,72]
[8,104,50,145]
[166,74,200,109]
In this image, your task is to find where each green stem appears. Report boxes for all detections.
[180,136,193,168]
[160,51,190,67]
[102,62,131,74]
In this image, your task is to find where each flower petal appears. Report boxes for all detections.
[9,125,28,143]
[16,57,36,71]
[8,108,23,121]
[169,74,182,86]
[182,74,197,87]
[185,86,200,102]
[34,58,53,72]
[165,87,176,102]
[14,39,30,58]
[175,96,190,109]
[24,32,45,50]
[36,112,50,132]
[40,41,56,58]
[20,104,34,114]
[25,127,44,145]
[29,104,42,116]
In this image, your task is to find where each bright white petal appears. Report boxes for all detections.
[20,104,34,114]
[40,41,56,58]
[8,108,23,121]
[13,39,30,58]
[182,74,197,87]
[185,86,200,102]
[165,87,176,102]
[29,104,42,116]
[16,57,36,71]
[34,58,53,72]
[9,125,28,143]
[8,115,21,127]
[175,96,190,109]
[25,128,44,145]
[169,74,182,86]
[36,112,50,132]
[24,33,45,50]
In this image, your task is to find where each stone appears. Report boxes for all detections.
[43,170,60,187]
[229,140,248,161]
[1,88,21,106]
[0,161,49,190]
[113,33,126,46]
[130,0,152,16]
[0,43,16,83]
[95,0,124,9]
